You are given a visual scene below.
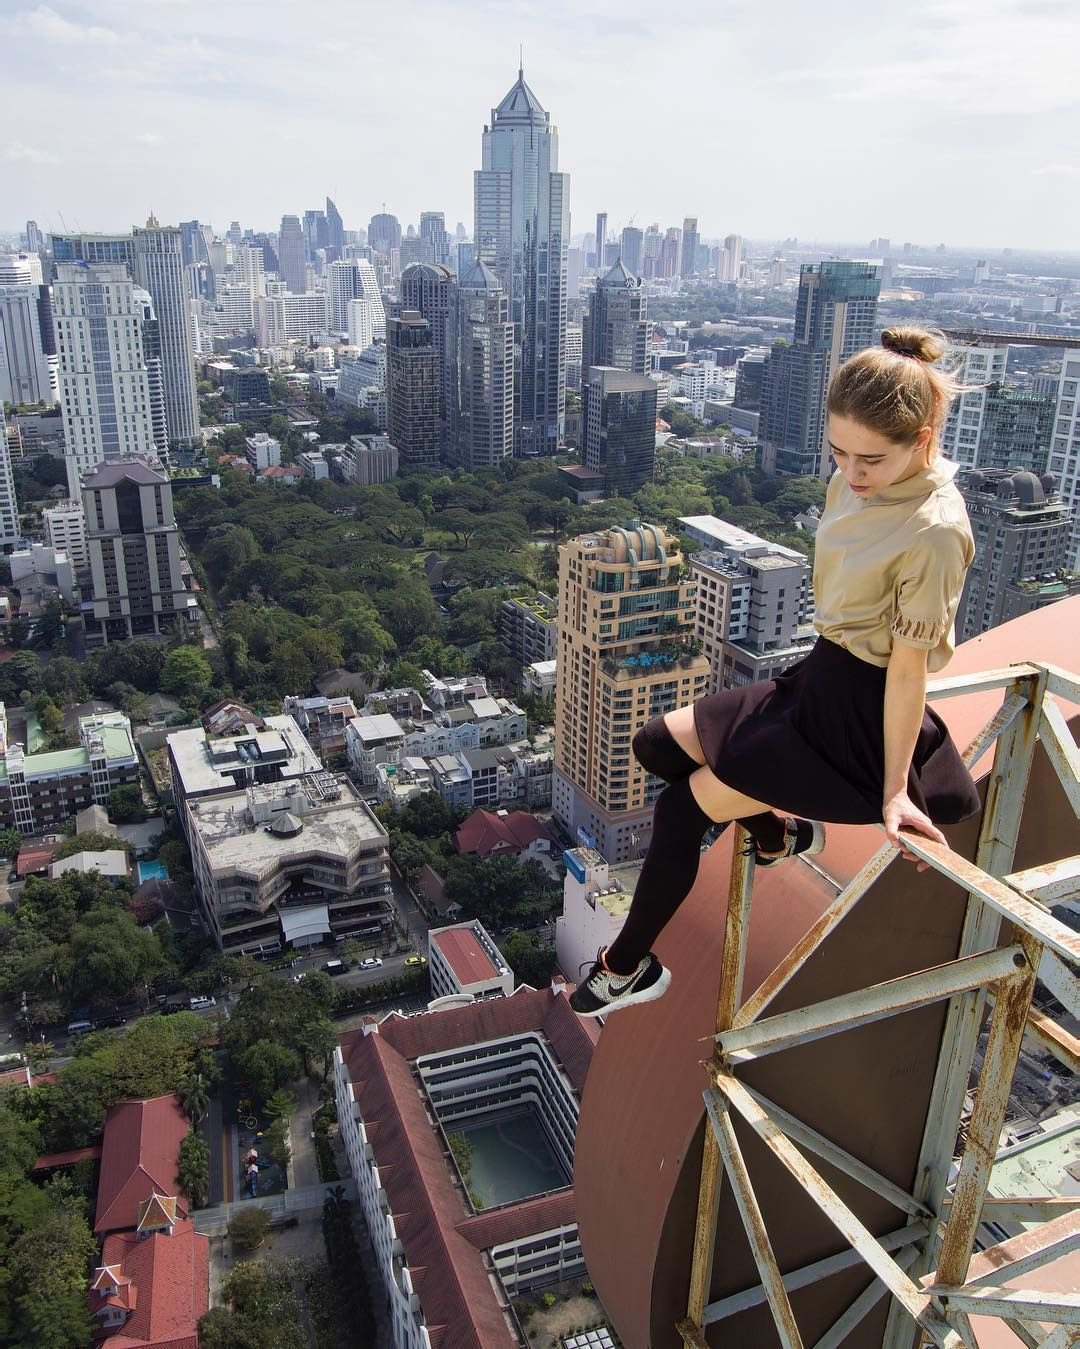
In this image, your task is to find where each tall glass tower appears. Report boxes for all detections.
[133,219,200,450]
[474,67,568,457]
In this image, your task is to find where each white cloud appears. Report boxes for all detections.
[1032,163,1080,179]
[17,3,120,44]
[3,141,60,164]
[135,132,163,144]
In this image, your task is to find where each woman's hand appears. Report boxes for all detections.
[883,790,945,870]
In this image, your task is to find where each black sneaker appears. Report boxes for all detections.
[751,817,826,867]
[568,948,672,1018]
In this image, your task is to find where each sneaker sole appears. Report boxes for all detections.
[756,820,827,867]
[572,965,673,1018]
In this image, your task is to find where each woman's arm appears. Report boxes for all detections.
[882,641,947,865]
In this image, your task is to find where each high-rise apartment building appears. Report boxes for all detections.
[43,500,88,570]
[680,217,699,278]
[385,311,439,468]
[720,233,743,282]
[475,68,568,457]
[24,221,45,255]
[976,385,1054,473]
[619,226,643,276]
[582,260,650,380]
[1049,353,1080,568]
[939,343,1009,468]
[277,215,306,294]
[582,367,658,496]
[0,253,43,286]
[81,458,197,646]
[53,263,167,497]
[419,212,451,267]
[641,225,662,279]
[368,213,402,257]
[400,262,456,450]
[343,260,385,349]
[660,227,681,280]
[734,349,770,411]
[593,212,607,269]
[303,208,329,263]
[233,243,265,301]
[680,515,815,691]
[758,260,881,477]
[133,219,200,450]
[327,259,360,334]
[0,437,18,548]
[956,469,1079,639]
[0,280,56,405]
[552,522,709,862]
[50,233,135,271]
[448,261,514,471]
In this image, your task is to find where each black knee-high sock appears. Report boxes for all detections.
[632,718,787,852]
[605,778,713,973]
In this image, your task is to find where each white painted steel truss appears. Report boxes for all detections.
[676,662,1080,1349]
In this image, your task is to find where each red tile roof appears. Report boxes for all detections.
[454,808,552,861]
[431,926,501,986]
[90,1219,208,1348]
[338,987,598,1348]
[34,1143,102,1171]
[17,845,56,875]
[94,1096,189,1235]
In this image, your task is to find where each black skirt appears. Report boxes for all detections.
[692,637,981,826]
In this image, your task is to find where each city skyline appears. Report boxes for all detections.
[3,0,1079,251]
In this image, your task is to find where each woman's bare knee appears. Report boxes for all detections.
[687,764,773,823]
[663,705,706,766]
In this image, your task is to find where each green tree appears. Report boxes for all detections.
[7,1208,97,1349]
[227,1207,270,1250]
[160,645,212,696]
[234,1040,302,1105]
[178,1072,210,1125]
[177,1131,210,1208]
[68,908,162,1005]
[0,826,21,859]
[264,1088,297,1121]
[106,783,148,823]
[264,1116,291,1169]
[501,930,556,988]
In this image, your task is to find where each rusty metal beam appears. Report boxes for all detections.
[1037,952,1080,1020]
[811,1248,921,1349]
[925,665,1041,699]
[702,1224,927,1323]
[959,688,1029,770]
[717,946,1028,1062]
[927,1286,1080,1323]
[1005,855,1080,906]
[704,1089,805,1348]
[962,1209,1080,1287]
[942,1197,1080,1224]
[1044,665,1080,704]
[1038,694,1080,816]
[1039,1326,1080,1349]
[714,1073,967,1349]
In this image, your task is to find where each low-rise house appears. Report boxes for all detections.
[455,808,554,862]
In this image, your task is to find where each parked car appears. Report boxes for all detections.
[324,959,347,976]
[7,872,18,884]
[96,1012,128,1029]
[188,995,216,1010]
[66,1019,95,1036]
[404,955,427,968]
[359,957,383,969]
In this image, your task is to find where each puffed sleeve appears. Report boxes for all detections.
[891,523,973,649]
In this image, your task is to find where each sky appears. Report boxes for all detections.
[3,0,1080,252]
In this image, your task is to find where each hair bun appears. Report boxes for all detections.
[881,326,946,364]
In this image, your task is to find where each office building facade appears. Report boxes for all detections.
[977,385,1055,473]
[758,260,881,477]
[133,220,200,449]
[448,261,514,470]
[1050,353,1080,568]
[400,262,456,450]
[582,366,658,496]
[582,259,650,380]
[552,522,709,861]
[474,69,568,457]
[277,215,306,294]
[0,281,56,406]
[386,311,439,468]
[680,217,699,278]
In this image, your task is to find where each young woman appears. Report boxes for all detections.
[570,326,981,1018]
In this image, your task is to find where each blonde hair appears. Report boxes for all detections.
[827,326,961,455]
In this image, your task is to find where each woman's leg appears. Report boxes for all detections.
[603,763,777,974]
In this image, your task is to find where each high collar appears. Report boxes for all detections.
[862,456,959,507]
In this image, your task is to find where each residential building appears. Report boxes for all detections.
[400,262,456,448]
[582,366,658,496]
[720,233,743,282]
[976,384,1055,473]
[386,311,439,468]
[168,717,391,954]
[956,469,1079,640]
[334,987,596,1345]
[327,258,360,333]
[565,322,583,391]
[758,260,882,477]
[680,514,815,689]
[448,260,514,470]
[593,211,607,269]
[0,280,56,405]
[498,591,558,663]
[23,222,45,255]
[282,291,330,343]
[680,217,699,278]
[53,263,167,497]
[81,458,198,647]
[555,845,642,986]
[522,658,557,700]
[42,499,88,570]
[0,438,17,549]
[552,522,709,862]
[0,706,138,834]
[428,920,514,999]
[282,693,357,758]
[419,211,451,267]
[277,214,306,293]
[297,449,329,479]
[939,343,1009,468]
[336,341,386,423]
[132,219,200,449]
[9,541,74,605]
[659,227,681,280]
[244,431,280,470]
[1048,352,1080,568]
[475,68,568,456]
[454,809,553,863]
[582,260,650,380]
[430,747,500,812]
[233,242,266,301]
[733,348,770,411]
[50,232,134,270]
[375,755,434,811]
[619,226,643,275]
[338,433,398,485]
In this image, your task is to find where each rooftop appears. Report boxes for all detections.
[430,922,507,986]
[95,1095,189,1235]
[347,713,404,746]
[168,714,321,797]
[92,1219,208,1348]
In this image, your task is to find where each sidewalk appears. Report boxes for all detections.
[288,1076,322,1189]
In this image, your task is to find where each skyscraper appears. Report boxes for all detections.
[327,259,360,334]
[448,261,514,471]
[24,221,45,255]
[939,344,1009,468]
[304,208,329,262]
[386,311,439,469]
[1048,354,1080,568]
[582,260,650,380]
[344,261,385,349]
[582,367,658,496]
[680,217,699,278]
[619,226,643,275]
[593,212,607,270]
[325,197,344,261]
[660,227,681,280]
[277,215,306,294]
[401,262,456,451]
[0,280,56,405]
[419,212,451,267]
[53,263,167,496]
[368,213,402,257]
[474,67,569,457]
[758,260,881,477]
[133,219,200,450]
[50,233,134,270]
[552,522,709,862]
[720,233,743,282]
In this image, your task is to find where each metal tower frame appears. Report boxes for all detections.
[676,661,1080,1349]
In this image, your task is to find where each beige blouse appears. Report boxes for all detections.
[812,458,974,672]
